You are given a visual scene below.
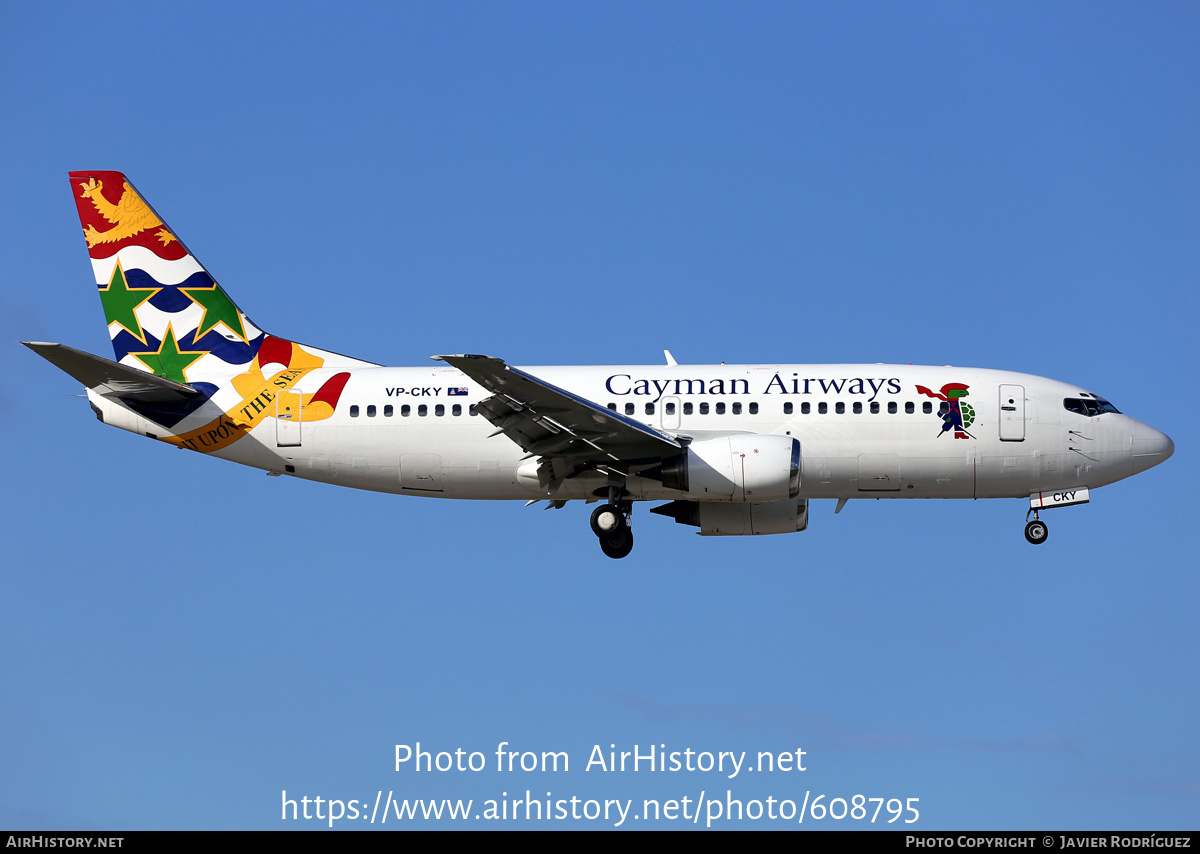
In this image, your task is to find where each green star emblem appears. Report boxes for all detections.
[99,262,159,343]
[181,283,247,341]
[131,325,205,384]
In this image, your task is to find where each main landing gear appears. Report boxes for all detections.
[1024,508,1048,545]
[591,503,633,559]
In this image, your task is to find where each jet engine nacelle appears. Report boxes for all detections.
[659,434,800,502]
[651,498,809,536]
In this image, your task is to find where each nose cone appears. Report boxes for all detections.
[1131,421,1175,473]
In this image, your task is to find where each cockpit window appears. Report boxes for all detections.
[1063,397,1121,416]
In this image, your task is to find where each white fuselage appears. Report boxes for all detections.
[117,362,1168,505]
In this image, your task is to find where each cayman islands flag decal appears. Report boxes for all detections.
[66,171,373,448]
[70,170,265,384]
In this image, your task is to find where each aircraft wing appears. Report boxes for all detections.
[432,354,682,468]
[24,341,200,402]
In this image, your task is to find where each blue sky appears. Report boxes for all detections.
[2,2,1197,830]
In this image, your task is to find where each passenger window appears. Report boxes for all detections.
[870,402,879,414]
[607,403,616,411]
[435,404,445,416]
[367,404,377,417]
[418,404,428,417]
[749,402,758,415]
[784,402,793,415]
[452,404,462,416]
[853,402,862,414]
[939,402,949,415]
[645,402,655,415]
[625,403,635,415]
[384,405,393,417]
[665,402,676,415]
[818,402,827,414]
[732,402,742,415]
[716,402,726,415]
[469,404,477,416]
[349,405,359,417]
[888,402,897,414]
[683,402,693,415]
[700,402,710,415]
[905,401,914,414]
[923,402,933,414]
[801,402,811,414]
[835,402,845,414]
[402,404,411,417]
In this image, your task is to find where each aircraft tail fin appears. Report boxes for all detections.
[68,171,271,387]
[69,171,377,392]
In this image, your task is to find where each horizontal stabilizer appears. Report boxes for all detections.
[23,341,200,402]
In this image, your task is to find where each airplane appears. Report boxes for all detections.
[24,171,1175,559]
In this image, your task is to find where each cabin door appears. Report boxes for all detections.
[276,391,302,447]
[998,384,1026,441]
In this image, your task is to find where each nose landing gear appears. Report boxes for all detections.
[591,503,634,559]
[1024,508,1048,545]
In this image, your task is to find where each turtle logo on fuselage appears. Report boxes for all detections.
[917,382,975,439]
